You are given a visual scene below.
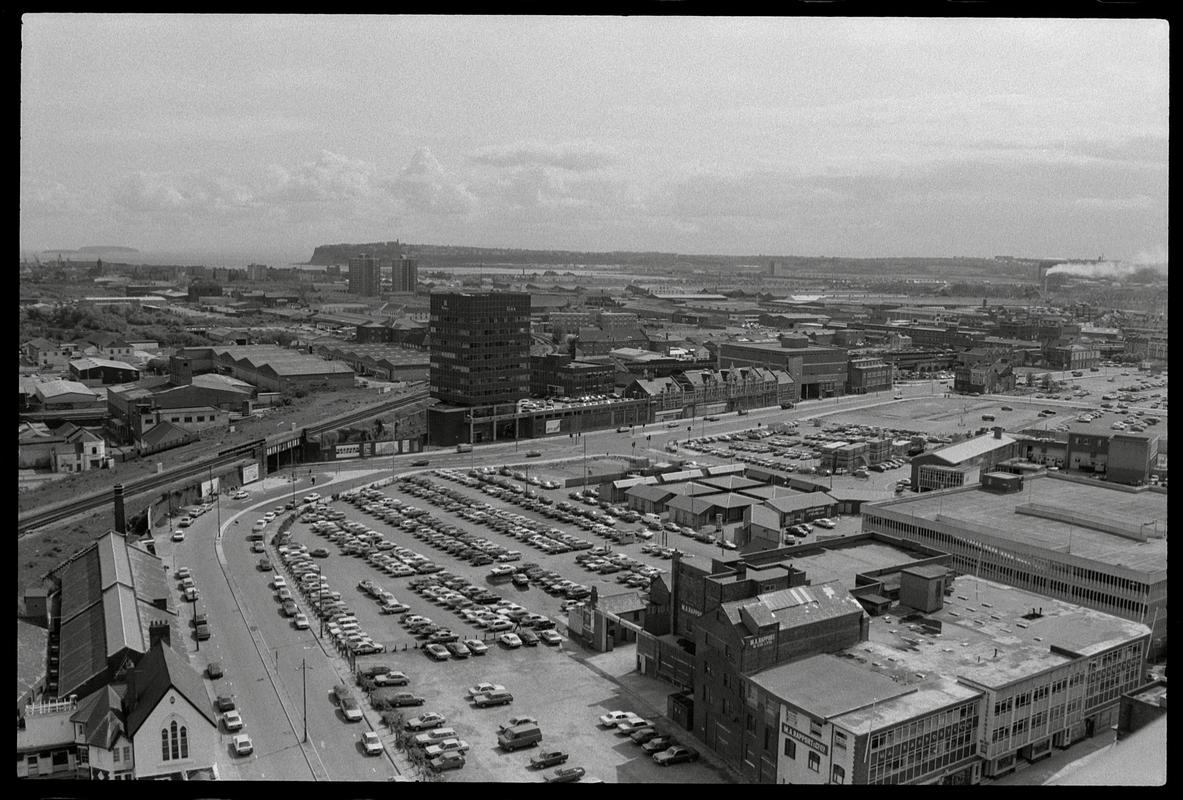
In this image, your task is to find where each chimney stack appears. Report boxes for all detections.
[113,484,126,533]
[993,426,1002,440]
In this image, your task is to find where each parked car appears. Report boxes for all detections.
[472,690,514,708]
[386,693,426,707]
[467,682,507,697]
[599,710,641,728]
[222,710,244,731]
[641,735,675,754]
[215,695,235,712]
[206,661,224,680]
[231,733,253,756]
[530,750,570,769]
[424,643,451,661]
[372,670,410,687]
[539,630,563,646]
[616,717,651,734]
[518,629,540,647]
[405,712,448,731]
[428,751,465,772]
[497,632,523,648]
[464,639,489,656]
[653,745,700,765]
[544,766,586,783]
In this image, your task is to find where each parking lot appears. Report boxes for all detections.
[273,477,731,783]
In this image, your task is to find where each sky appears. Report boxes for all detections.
[20,15,1169,264]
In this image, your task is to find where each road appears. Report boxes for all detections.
[157,476,403,781]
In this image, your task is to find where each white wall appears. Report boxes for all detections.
[130,688,219,778]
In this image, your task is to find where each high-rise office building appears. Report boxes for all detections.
[429,292,531,406]
[348,254,380,296]
[391,257,418,294]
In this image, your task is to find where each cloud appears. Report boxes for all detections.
[265,149,377,204]
[113,171,257,215]
[469,139,618,171]
[385,147,477,215]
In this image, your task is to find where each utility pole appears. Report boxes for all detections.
[301,657,309,743]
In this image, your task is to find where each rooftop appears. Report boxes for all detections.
[786,539,936,591]
[927,431,1016,465]
[870,474,1167,577]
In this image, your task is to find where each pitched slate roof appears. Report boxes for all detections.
[125,642,216,735]
[71,684,127,749]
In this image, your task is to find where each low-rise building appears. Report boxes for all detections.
[909,429,1018,492]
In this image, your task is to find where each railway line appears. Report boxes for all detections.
[18,385,429,536]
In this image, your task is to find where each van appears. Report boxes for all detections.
[497,722,543,751]
[456,443,473,453]
[981,414,995,422]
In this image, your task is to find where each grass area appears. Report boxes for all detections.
[17,508,113,607]
[18,386,387,514]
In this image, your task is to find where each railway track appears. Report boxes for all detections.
[18,385,429,536]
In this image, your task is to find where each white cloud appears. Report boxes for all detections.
[265,149,376,204]
[385,147,478,215]
[469,139,618,171]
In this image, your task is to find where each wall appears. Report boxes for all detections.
[130,687,218,778]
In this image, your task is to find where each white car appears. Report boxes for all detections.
[178,516,193,528]
[361,731,384,755]
[497,633,522,649]
[232,733,253,756]
[467,682,507,698]
[599,711,642,728]
[232,491,250,500]
[272,576,287,589]
[263,512,277,522]
[222,710,244,731]
[171,530,185,542]
[293,613,310,630]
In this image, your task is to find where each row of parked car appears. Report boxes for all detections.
[402,474,600,570]
[275,542,386,656]
[597,711,700,765]
[408,573,565,650]
[574,546,664,589]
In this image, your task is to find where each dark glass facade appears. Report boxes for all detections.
[429,292,531,406]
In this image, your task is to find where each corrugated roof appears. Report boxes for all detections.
[103,584,145,657]
[97,532,134,591]
[58,604,108,697]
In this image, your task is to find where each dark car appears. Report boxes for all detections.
[445,641,470,659]
[630,727,659,744]
[544,766,586,783]
[641,735,674,754]
[194,623,211,641]
[215,695,236,712]
[412,459,430,467]
[526,451,542,458]
[518,629,540,647]
[206,661,224,680]
[386,692,426,707]
[530,750,570,769]
[256,558,273,572]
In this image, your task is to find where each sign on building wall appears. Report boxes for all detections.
[241,463,260,484]
[335,444,360,459]
[200,477,220,497]
[374,440,396,455]
[545,419,561,434]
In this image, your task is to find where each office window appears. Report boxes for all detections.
[810,719,823,738]
[834,731,847,750]
[832,764,846,784]
[808,751,821,772]
[784,739,796,759]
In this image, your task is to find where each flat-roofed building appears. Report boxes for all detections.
[755,575,1150,784]
[861,473,1167,657]
[909,428,1018,491]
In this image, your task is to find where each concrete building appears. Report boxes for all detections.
[909,429,1019,492]
[107,373,254,445]
[389,256,418,294]
[718,340,847,400]
[50,424,109,473]
[348,254,380,296]
[861,473,1167,657]
[846,356,893,395]
[429,292,531,407]
[760,575,1150,784]
[529,353,615,398]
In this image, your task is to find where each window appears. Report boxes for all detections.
[161,729,169,761]
[808,751,821,772]
[834,731,847,750]
[832,764,846,784]
[183,416,192,423]
[784,739,796,759]
[52,750,69,766]
[114,746,121,763]
[810,719,823,738]
[170,721,179,760]
[179,727,187,759]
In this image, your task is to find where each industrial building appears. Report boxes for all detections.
[172,345,355,393]
[861,473,1167,657]
[717,339,847,400]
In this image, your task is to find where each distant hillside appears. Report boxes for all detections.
[79,246,140,254]
[309,242,1034,280]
